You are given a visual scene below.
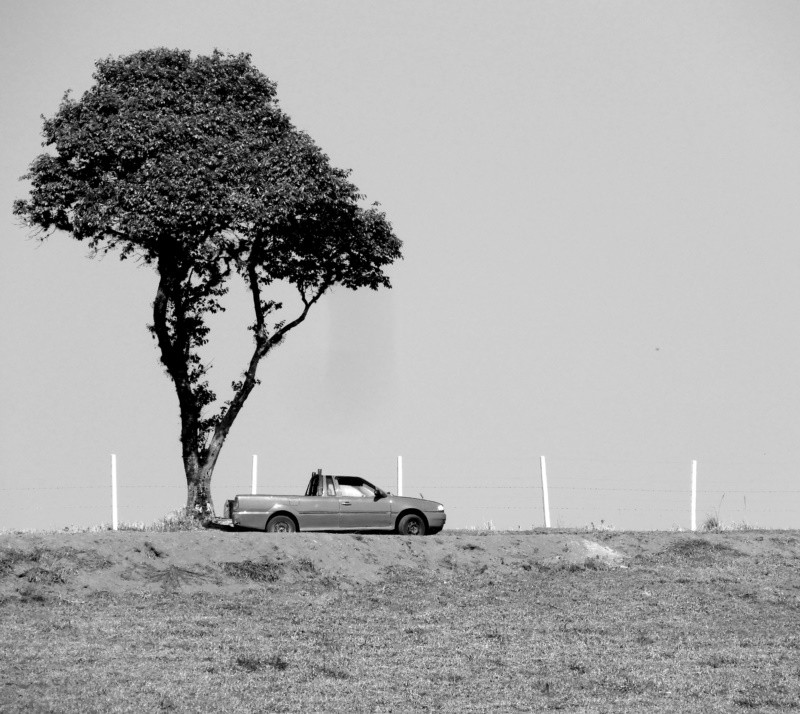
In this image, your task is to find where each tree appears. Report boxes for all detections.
[13,48,402,520]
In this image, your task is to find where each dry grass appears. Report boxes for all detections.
[1,533,799,712]
[0,509,210,536]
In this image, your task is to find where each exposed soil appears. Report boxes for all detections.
[2,527,797,599]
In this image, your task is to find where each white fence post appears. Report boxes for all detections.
[251,455,258,495]
[111,454,118,531]
[691,459,697,531]
[397,455,403,496]
[540,455,551,528]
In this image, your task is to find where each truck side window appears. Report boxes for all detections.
[325,476,336,496]
[358,483,376,498]
[339,484,366,498]
[306,475,318,497]
[336,477,376,498]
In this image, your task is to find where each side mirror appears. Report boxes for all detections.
[374,489,388,500]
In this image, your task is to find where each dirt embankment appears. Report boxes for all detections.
[1,528,798,599]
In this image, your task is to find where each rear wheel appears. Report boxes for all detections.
[397,513,426,536]
[266,515,297,533]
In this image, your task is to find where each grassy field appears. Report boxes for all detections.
[1,529,799,713]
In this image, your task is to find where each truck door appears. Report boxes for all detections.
[335,477,393,530]
[296,474,339,530]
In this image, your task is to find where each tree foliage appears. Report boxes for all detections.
[14,48,402,515]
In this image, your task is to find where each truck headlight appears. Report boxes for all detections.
[437,504,444,511]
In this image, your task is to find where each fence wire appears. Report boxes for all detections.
[3,456,799,530]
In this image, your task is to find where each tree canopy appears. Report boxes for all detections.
[14,48,402,516]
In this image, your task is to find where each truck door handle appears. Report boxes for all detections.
[341,501,352,506]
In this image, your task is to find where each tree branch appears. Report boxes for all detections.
[203,280,330,464]
[268,281,329,349]
[152,272,179,377]
[247,261,266,344]
[152,268,203,464]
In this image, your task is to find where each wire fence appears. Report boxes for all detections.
[3,454,799,532]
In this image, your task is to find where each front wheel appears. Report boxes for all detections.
[266,515,297,533]
[397,514,426,536]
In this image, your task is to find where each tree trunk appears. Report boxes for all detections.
[186,462,214,521]
[183,414,237,520]
[153,267,219,522]
[185,457,215,519]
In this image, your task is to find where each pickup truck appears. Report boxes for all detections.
[225,470,446,536]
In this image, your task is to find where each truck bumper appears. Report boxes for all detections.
[426,512,447,530]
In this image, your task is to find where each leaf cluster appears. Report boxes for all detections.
[14,48,400,284]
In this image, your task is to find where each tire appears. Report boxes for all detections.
[266,515,297,533]
[397,513,426,536]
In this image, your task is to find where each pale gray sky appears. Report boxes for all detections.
[2,1,800,530]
